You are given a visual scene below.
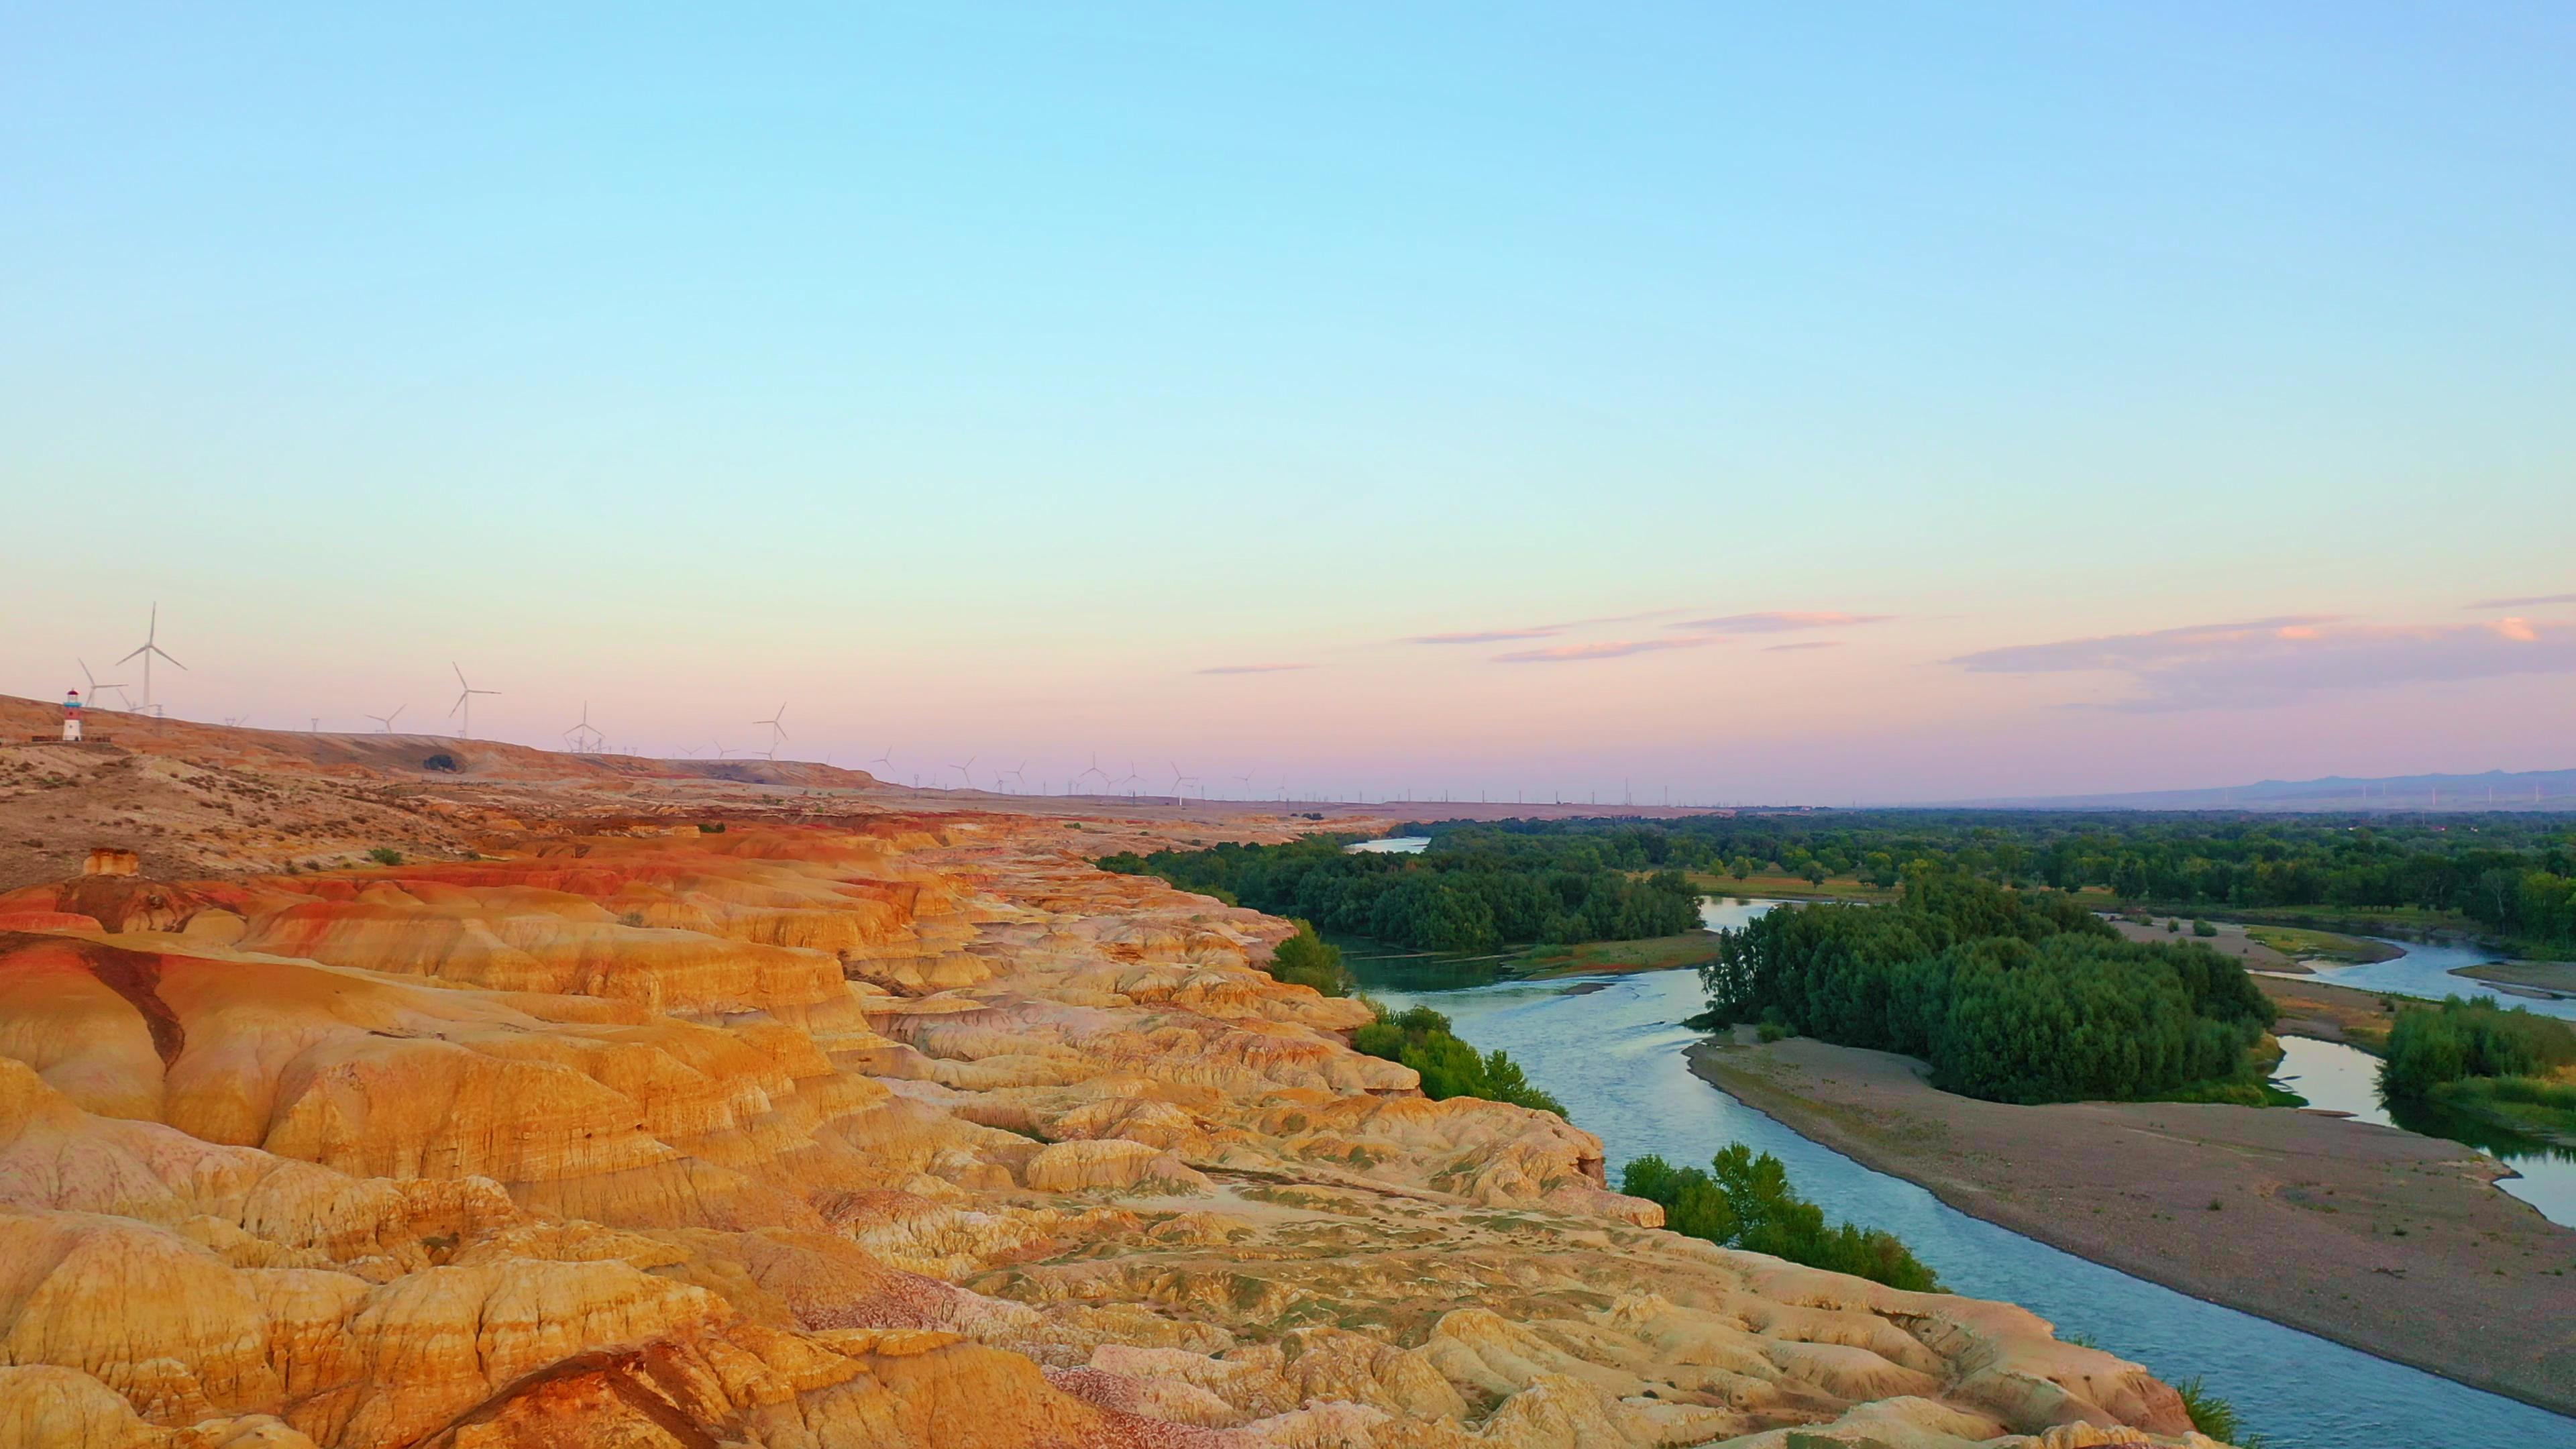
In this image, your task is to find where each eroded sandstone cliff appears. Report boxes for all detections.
[0,789,2231,1448]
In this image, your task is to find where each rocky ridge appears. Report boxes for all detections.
[0,755,2229,1447]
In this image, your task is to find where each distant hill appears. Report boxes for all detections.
[1942,767,2576,813]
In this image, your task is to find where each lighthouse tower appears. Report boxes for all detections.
[61,690,83,743]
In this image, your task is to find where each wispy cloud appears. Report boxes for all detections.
[1949,615,2576,711]
[1670,610,1892,634]
[2467,592,2576,610]
[1196,663,1315,675]
[1493,637,1713,664]
[1400,607,1691,647]
[1404,628,1564,645]
[1762,641,1842,652]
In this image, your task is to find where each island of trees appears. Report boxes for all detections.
[1698,875,2281,1104]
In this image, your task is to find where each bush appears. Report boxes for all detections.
[1354,1003,1564,1116]
[2380,996,2576,1099]
[366,847,403,866]
[1266,920,1348,996]
[421,753,460,773]
[1623,1146,1939,1291]
[2193,918,2217,937]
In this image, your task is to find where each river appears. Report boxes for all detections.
[1358,900,2576,1447]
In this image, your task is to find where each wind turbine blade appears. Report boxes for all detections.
[156,647,188,670]
[453,662,468,688]
[119,644,149,665]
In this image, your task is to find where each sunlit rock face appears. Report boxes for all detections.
[0,818,2221,1448]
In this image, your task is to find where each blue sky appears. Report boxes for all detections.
[4,5,2571,800]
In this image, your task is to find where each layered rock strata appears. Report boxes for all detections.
[0,812,2229,1448]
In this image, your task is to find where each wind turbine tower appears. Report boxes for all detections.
[117,604,186,716]
[448,663,498,740]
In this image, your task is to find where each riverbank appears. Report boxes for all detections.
[2462,959,2576,998]
[1687,1034,2576,1417]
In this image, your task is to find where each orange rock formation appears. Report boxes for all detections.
[0,748,2227,1448]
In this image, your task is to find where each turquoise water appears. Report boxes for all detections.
[2271,1034,2576,1226]
[1368,963,2576,1446]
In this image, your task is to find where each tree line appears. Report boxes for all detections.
[1098,835,1702,953]
[1395,812,2576,955]
[1697,875,2278,1103]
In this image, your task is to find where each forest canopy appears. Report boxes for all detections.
[1099,834,1701,953]
[1383,811,2576,957]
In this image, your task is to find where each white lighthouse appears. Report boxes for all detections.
[61,690,84,743]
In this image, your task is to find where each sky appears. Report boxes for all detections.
[3,4,2571,804]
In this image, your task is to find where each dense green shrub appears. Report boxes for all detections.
[366,847,403,866]
[1699,876,2275,1103]
[1265,920,1348,996]
[1623,1146,1939,1291]
[2379,996,2576,1099]
[1353,1004,1565,1116]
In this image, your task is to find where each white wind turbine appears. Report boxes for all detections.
[676,742,705,758]
[868,744,896,775]
[366,706,405,734]
[76,660,131,712]
[563,702,604,753]
[1114,761,1142,798]
[1169,762,1199,802]
[448,663,498,740]
[117,604,186,716]
[998,761,1028,792]
[753,704,788,761]
[1231,767,1256,800]
[947,755,977,790]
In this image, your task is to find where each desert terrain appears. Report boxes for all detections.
[0,702,2222,1448]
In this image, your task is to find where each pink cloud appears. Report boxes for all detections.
[1493,637,1714,664]
[1196,663,1316,675]
[1671,611,1892,633]
[1762,641,1842,652]
[1949,615,2576,710]
[1404,628,1564,645]
[2467,592,2576,609]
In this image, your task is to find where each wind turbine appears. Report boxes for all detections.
[448,663,498,740]
[1073,753,1112,792]
[1231,767,1255,800]
[999,760,1028,792]
[714,741,738,759]
[1169,762,1199,802]
[947,755,977,790]
[753,704,788,761]
[76,660,131,712]
[676,742,704,758]
[117,604,186,716]
[563,702,604,753]
[365,706,405,734]
[869,745,896,775]
[1114,762,1142,798]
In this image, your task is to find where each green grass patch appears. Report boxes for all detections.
[1508,930,1723,977]
[2430,1075,2576,1144]
[2243,925,2399,964]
